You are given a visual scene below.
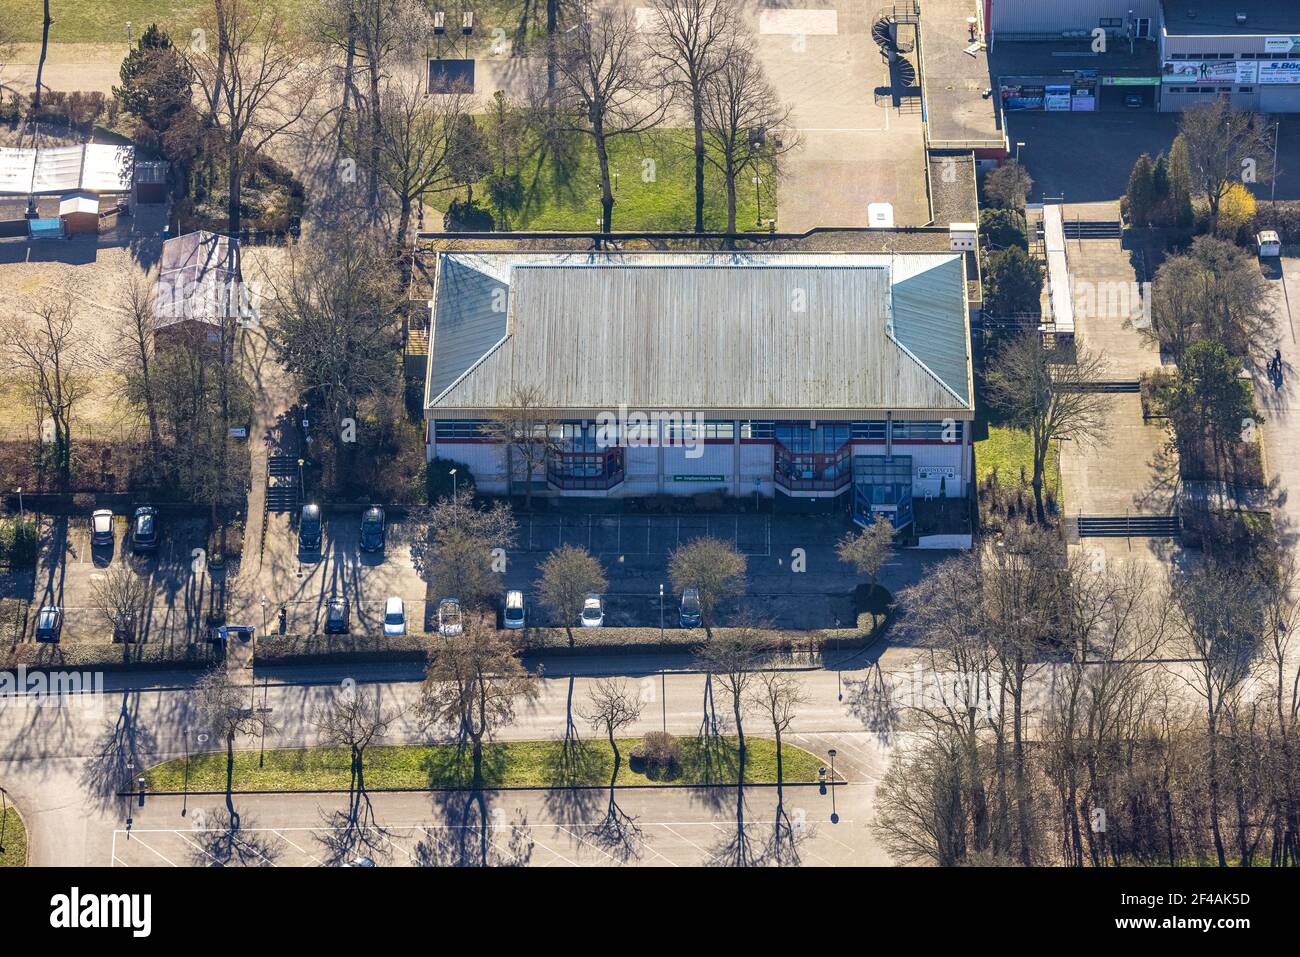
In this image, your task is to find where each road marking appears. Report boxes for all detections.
[758,10,838,35]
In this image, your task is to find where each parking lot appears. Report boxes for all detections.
[30,512,212,644]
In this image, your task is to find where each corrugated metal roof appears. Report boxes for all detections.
[428,257,510,401]
[890,256,970,404]
[425,252,971,416]
[0,144,134,195]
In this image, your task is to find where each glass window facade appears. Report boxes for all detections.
[434,420,488,440]
[773,421,850,453]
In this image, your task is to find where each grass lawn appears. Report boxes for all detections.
[0,0,312,43]
[144,736,825,792]
[974,425,1063,508]
[484,129,772,232]
[0,800,27,867]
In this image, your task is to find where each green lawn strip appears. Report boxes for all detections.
[974,425,1063,508]
[0,800,28,867]
[0,0,313,44]
[482,129,773,232]
[144,736,825,791]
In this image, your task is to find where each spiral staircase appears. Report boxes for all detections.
[872,2,922,113]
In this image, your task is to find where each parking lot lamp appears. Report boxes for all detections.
[1015,141,1025,163]
[14,487,22,520]
[660,584,667,731]
[828,748,838,822]
[450,467,458,498]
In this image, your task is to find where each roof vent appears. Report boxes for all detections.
[1236,13,1247,24]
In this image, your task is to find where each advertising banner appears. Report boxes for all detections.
[1161,59,1256,84]
[1260,60,1300,84]
[1265,37,1300,56]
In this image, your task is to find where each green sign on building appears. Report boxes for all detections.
[673,474,725,482]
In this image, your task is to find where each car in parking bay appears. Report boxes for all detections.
[324,596,350,634]
[131,506,159,552]
[360,505,386,553]
[91,509,114,548]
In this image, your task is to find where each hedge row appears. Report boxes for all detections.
[1,613,889,673]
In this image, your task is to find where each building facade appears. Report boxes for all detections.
[422,252,974,529]
[988,1,1300,111]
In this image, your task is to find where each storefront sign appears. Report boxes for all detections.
[672,474,725,482]
[1161,59,1257,85]
[1000,83,1045,111]
[1265,36,1300,56]
[917,466,958,480]
[1044,85,1072,111]
[1103,76,1161,86]
[1260,59,1300,84]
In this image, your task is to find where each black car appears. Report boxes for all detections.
[131,506,159,552]
[35,606,62,643]
[360,505,386,553]
[299,503,322,552]
[112,611,137,643]
[324,596,350,634]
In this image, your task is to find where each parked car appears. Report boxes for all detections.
[131,506,159,552]
[1124,93,1143,108]
[299,503,322,552]
[34,606,62,643]
[503,590,526,629]
[360,505,386,553]
[384,596,406,636]
[679,588,702,628]
[580,594,604,628]
[324,596,350,634]
[91,509,114,547]
[211,625,255,645]
[438,598,463,637]
[112,610,137,643]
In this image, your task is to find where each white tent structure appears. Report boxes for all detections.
[0,144,135,196]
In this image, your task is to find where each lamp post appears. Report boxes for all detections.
[14,487,22,521]
[659,583,666,731]
[752,175,763,226]
[450,467,458,498]
[259,594,268,637]
[0,785,8,853]
[828,748,838,822]
[1014,141,1026,164]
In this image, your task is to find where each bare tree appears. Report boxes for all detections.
[268,224,402,471]
[90,563,152,637]
[186,0,316,235]
[190,663,278,829]
[1178,99,1275,220]
[373,73,472,245]
[537,544,607,646]
[985,333,1110,523]
[311,683,393,865]
[415,489,518,611]
[416,615,540,790]
[2,292,92,482]
[113,272,164,467]
[699,43,797,234]
[836,514,896,624]
[577,678,645,859]
[648,0,738,233]
[554,2,672,232]
[668,536,746,638]
[32,1,51,112]
[694,624,769,783]
[749,667,810,866]
[479,385,560,508]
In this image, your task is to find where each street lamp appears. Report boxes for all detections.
[1014,141,1026,163]
[14,487,22,520]
[259,594,268,637]
[297,457,305,492]
[828,748,839,822]
[449,467,458,498]
[752,175,763,226]
[660,583,667,732]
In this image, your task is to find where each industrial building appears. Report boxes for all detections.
[987,0,1300,111]
[422,252,974,529]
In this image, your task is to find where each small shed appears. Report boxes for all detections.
[28,217,63,241]
[135,161,168,204]
[59,190,100,235]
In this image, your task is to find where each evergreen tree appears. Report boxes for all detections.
[1125,153,1157,227]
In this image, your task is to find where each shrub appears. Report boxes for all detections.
[629,731,682,779]
[427,457,475,503]
[444,198,494,232]
[0,519,38,567]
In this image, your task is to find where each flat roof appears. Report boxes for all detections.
[1162,1,1300,37]
[425,252,973,419]
[920,0,1005,148]
[990,40,1160,80]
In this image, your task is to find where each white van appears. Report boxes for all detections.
[1258,230,1281,258]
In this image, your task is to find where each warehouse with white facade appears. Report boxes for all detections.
[423,251,973,530]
